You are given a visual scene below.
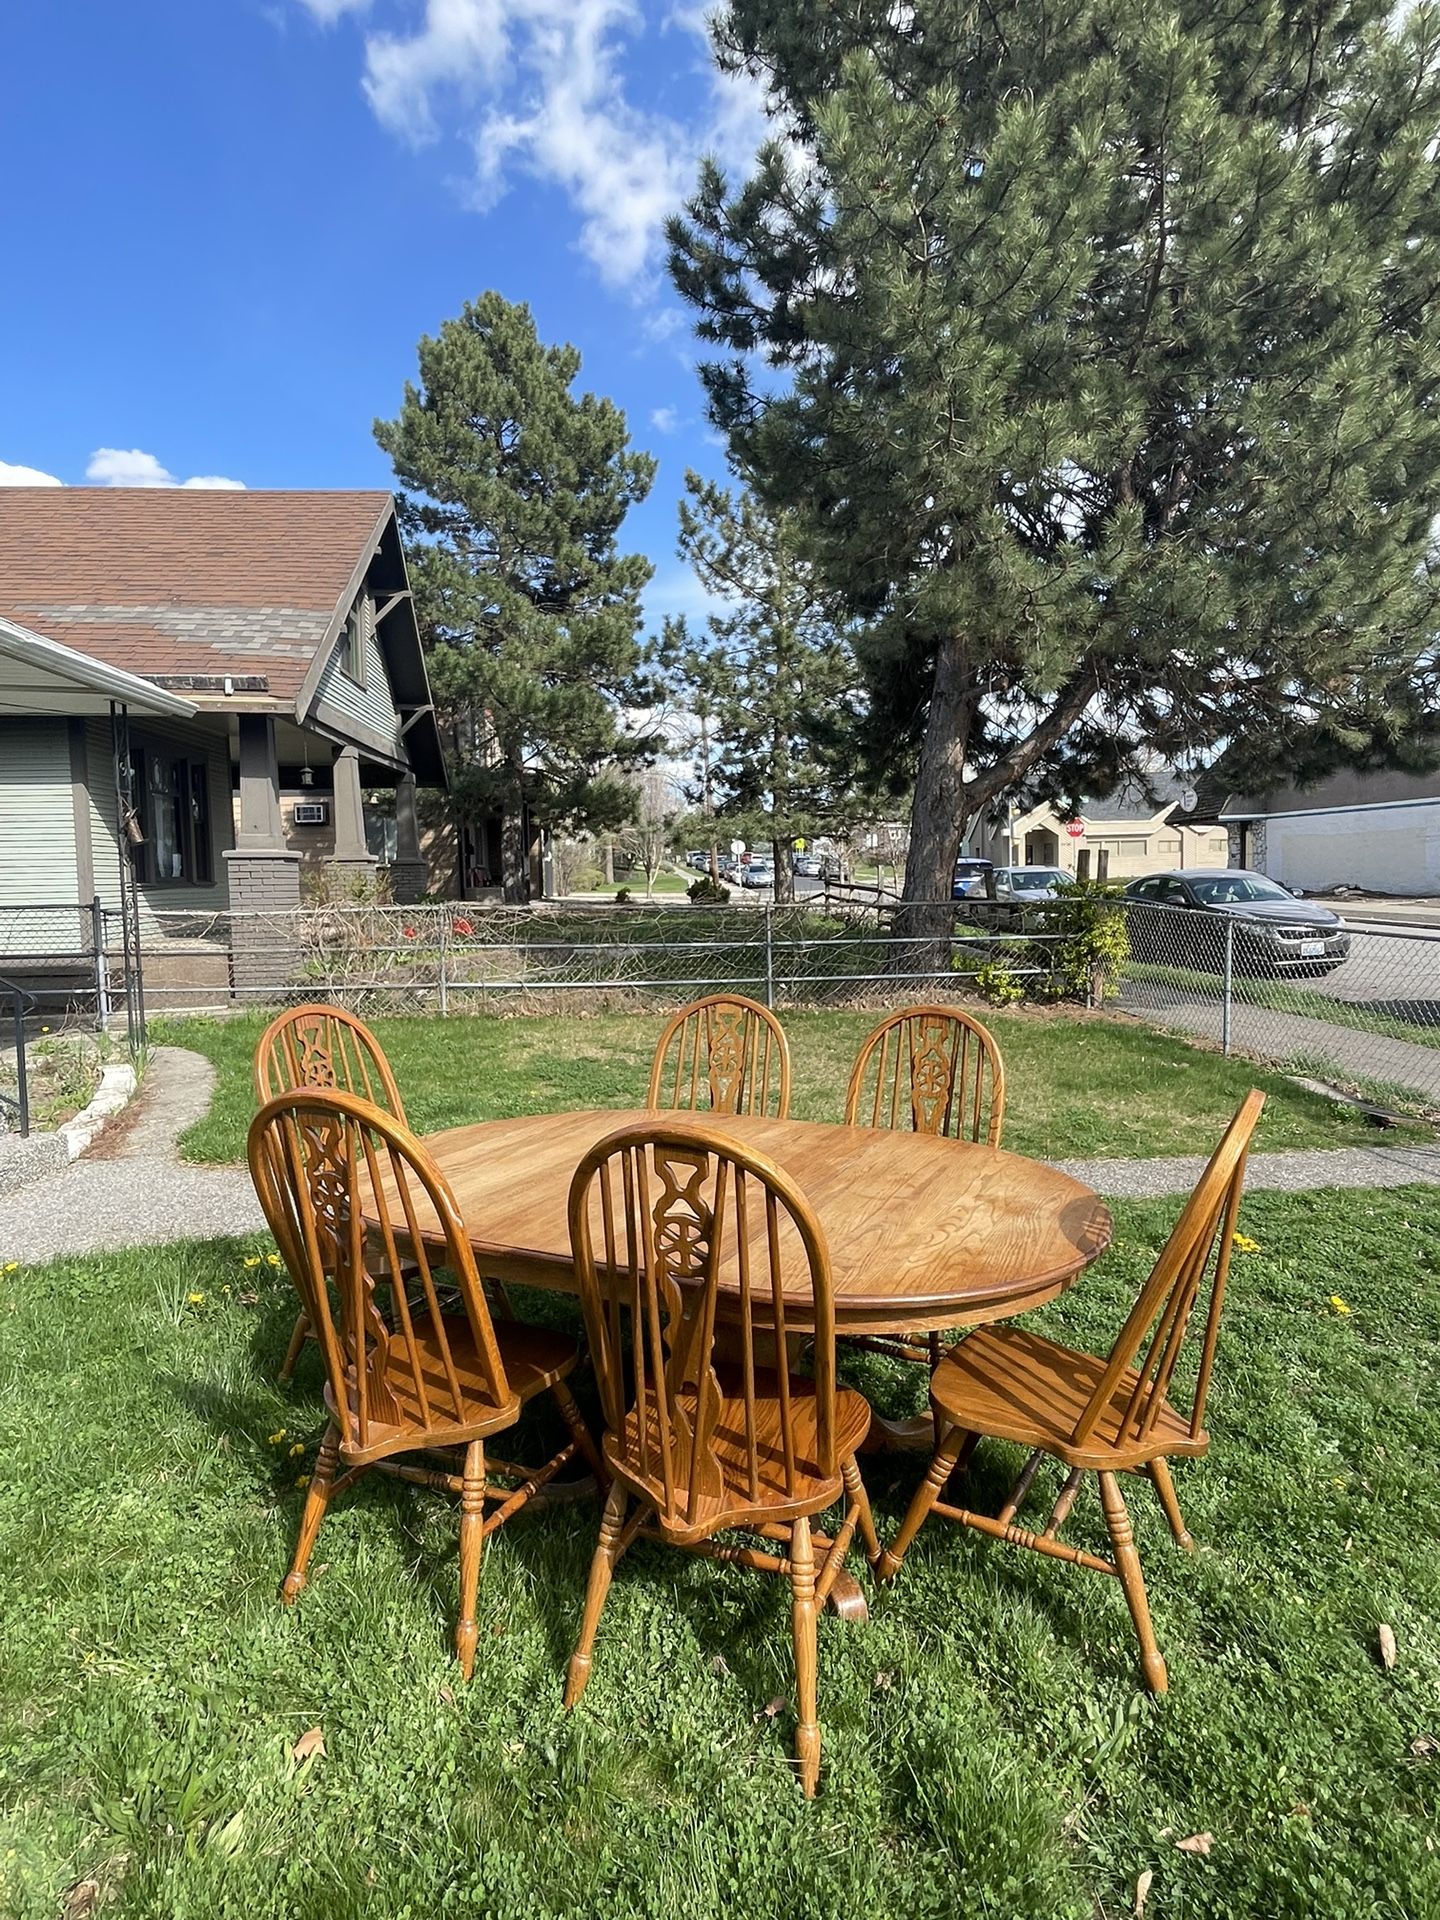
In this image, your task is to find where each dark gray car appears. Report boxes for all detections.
[1124,870,1352,974]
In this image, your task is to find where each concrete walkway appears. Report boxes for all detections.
[0,1046,263,1264]
[2,1046,1439,1268]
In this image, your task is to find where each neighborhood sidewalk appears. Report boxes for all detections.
[3,1047,1439,1268]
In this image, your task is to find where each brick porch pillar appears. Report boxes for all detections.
[223,714,300,996]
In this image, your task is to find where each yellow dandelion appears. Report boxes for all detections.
[2,1262,18,1273]
[1232,1233,1262,1254]
[187,1291,205,1306]
[267,1429,287,1446]
[1328,1295,1353,1316]
[294,1473,311,1489]
[242,1256,262,1269]
[289,1442,305,1458]
[266,1253,282,1267]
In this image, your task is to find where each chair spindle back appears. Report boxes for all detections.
[254,1003,407,1119]
[647,995,792,1119]
[1072,1089,1265,1450]
[568,1121,835,1530]
[248,1090,512,1454]
[844,1004,1006,1146]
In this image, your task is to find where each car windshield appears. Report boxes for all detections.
[1187,875,1293,906]
[1009,869,1065,891]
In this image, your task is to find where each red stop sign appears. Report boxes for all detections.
[1065,818,1085,839]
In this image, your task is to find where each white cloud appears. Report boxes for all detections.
[650,405,679,433]
[298,0,373,21]
[86,447,246,489]
[0,459,62,486]
[316,0,768,290]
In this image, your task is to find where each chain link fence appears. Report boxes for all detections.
[2,889,1438,1109]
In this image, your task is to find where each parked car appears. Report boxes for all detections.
[793,853,821,877]
[952,858,995,900]
[991,865,1068,902]
[741,859,774,889]
[685,849,710,870]
[1124,870,1352,974]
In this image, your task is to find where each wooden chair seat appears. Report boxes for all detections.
[608,1372,874,1541]
[330,1314,583,1466]
[931,1326,1203,1471]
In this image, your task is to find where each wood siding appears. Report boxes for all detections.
[311,597,404,760]
[0,719,82,916]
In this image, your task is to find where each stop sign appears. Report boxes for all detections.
[1065,818,1085,839]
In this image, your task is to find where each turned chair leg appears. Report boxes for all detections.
[565,1480,628,1708]
[841,1455,882,1568]
[876,1425,975,1582]
[278,1310,310,1384]
[551,1378,607,1489]
[281,1422,339,1601]
[1148,1457,1194,1551]
[455,1440,487,1680]
[789,1514,821,1799]
[1098,1471,1168,1694]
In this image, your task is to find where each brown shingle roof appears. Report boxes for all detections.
[0,488,392,706]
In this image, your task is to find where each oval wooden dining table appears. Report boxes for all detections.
[369,1109,1113,1621]
[376,1107,1113,1337]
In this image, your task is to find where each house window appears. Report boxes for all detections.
[129,746,214,886]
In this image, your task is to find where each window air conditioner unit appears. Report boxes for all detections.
[293,800,330,826]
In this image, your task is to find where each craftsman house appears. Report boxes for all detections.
[0,487,448,990]
[968,773,1230,880]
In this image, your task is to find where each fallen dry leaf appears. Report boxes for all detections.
[291,1725,326,1766]
[1378,1624,1398,1671]
[438,1684,455,1707]
[757,1696,785,1721]
[1410,1733,1438,1759]
[709,1654,731,1677]
[873,1670,895,1692]
[1134,1867,1154,1914]
[1175,1832,1213,1856]
[62,1879,103,1920]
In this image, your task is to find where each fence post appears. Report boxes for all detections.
[764,903,775,1008]
[438,907,450,1018]
[1222,918,1234,1055]
[90,895,110,1032]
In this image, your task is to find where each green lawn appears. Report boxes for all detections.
[2,1187,1437,1918]
[153,1006,1418,1167]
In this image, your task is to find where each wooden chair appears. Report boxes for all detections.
[647,994,792,1119]
[254,1004,407,1382]
[564,1119,879,1796]
[843,1003,1006,1372]
[877,1089,1265,1693]
[247,1088,604,1678]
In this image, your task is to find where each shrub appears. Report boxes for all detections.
[687,876,731,903]
[1041,882,1131,1004]
[971,959,1024,1007]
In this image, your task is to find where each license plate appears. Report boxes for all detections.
[1300,940,1325,957]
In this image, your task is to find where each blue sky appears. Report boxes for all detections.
[0,0,765,629]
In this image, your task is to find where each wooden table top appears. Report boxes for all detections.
[375,1110,1113,1337]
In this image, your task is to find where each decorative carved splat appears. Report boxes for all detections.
[649,1144,724,1514]
[295,1024,339,1089]
[295,1109,399,1427]
[908,1016,957,1134]
[704,1005,750,1113]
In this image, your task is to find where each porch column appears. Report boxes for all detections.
[223,714,300,996]
[389,771,428,905]
[328,746,378,883]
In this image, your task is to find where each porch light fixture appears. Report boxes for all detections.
[299,741,314,788]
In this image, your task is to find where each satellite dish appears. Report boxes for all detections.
[1179,787,1198,814]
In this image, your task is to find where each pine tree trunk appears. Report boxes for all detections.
[500,765,530,904]
[895,632,976,978]
[772,836,795,903]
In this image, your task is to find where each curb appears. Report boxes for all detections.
[58,1062,139,1160]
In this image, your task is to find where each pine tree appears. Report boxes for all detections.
[376,293,657,902]
[663,472,866,901]
[670,0,1440,930]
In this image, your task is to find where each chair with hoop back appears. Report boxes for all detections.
[564,1119,880,1797]
[647,994,792,1119]
[248,1088,604,1678]
[254,1004,408,1381]
[843,1003,1007,1371]
[877,1089,1266,1693]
